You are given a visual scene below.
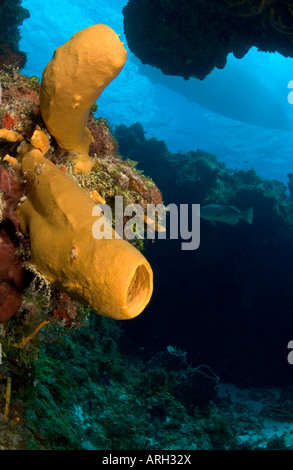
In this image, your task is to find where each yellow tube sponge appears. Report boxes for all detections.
[39,24,127,173]
[16,144,153,320]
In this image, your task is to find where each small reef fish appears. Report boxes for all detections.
[199,204,254,226]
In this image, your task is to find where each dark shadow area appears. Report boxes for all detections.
[115,122,293,387]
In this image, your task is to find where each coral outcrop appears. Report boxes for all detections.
[0,166,24,322]
[0,1,30,70]
[17,316,235,450]
[123,0,293,80]
[0,43,27,70]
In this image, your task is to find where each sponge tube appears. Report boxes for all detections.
[16,145,153,320]
[39,24,127,173]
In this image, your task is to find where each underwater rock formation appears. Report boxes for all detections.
[123,0,293,79]
[176,365,219,409]
[0,226,23,322]
[0,43,27,70]
[0,1,30,69]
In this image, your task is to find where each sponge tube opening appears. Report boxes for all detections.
[125,264,153,318]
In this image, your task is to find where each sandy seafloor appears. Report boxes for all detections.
[216,383,293,448]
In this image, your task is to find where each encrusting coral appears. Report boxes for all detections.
[39,24,127,174]
[0,166,24,322]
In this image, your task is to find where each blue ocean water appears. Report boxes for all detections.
[19,0,293,183]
